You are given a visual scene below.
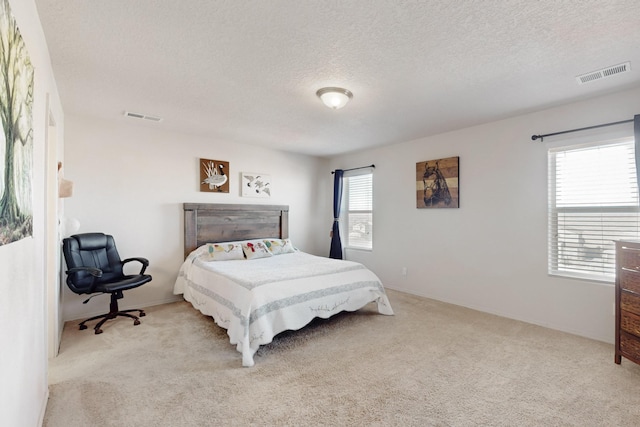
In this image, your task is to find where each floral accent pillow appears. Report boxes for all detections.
[203,243,245,261]
[263,238,296,255]
[242,241,273,260]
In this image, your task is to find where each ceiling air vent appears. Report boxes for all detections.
[576,62,631,85]
[124,111,163,122]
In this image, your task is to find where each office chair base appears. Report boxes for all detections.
[77,293,146,334]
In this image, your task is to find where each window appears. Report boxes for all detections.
[344,172,373,250]
[548,137,640,281]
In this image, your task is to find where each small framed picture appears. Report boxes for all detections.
[200,158,229,193]
[241,172,271,198]
[416,156,459,208]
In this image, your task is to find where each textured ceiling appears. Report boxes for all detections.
[35,0,640,157]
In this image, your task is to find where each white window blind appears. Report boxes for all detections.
[345,173,373,250]
[548,138,640,281]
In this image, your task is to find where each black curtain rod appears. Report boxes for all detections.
[531,119,634,142]
[331,164,375,174]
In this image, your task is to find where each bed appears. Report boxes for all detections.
[173,203,394,366]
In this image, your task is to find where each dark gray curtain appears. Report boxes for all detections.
[329,169,344,259]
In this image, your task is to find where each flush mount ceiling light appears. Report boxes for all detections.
[316,87,353,110]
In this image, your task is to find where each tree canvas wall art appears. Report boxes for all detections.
[416,156,459,208]
[0,0,34,245]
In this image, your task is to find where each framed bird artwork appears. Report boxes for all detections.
[200,158,229,193]
[241,172,271,198]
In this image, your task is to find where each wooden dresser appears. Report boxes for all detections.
[615,240,640,365]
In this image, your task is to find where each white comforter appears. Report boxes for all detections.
[173,248,394,366]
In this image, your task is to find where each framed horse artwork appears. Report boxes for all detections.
[416,156,459,208]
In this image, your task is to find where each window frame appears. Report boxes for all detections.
[548,136,639,282]
[342,170,373,251]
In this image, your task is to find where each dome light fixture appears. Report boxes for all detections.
[316,87,353,110]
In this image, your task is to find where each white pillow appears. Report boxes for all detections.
[263,238,296,255]
[242,241,273,260]
[202,243,245,261]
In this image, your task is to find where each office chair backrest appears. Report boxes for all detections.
[63,233,124,294]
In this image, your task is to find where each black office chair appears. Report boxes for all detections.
[62,232,152,334]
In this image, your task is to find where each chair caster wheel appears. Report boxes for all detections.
[139,312,146,317]
[134,319,141,326]
[95,329,103,334]
[79,324,87,330]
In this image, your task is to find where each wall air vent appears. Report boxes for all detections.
[576,62,631,85]
[124,111,163,122]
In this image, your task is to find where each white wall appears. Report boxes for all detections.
[63,114,330,321]
[329,86,640,344]
[63,87,640,345]
[0,1,64,426]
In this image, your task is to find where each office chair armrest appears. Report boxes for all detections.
[122,257,149,274]
[67,266,103,278]
[67,266,103,293]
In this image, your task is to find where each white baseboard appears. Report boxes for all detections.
[384,285,611,344]
[63,295,184,323]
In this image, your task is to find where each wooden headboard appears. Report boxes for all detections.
[183,203,289,258]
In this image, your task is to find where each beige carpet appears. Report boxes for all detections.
[44,290,640,426]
